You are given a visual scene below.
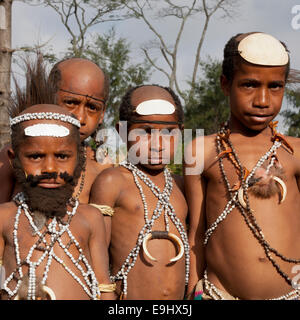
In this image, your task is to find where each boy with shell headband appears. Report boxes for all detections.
[185,32,300,300]
[89,84,189,299]
[0,104,115,300]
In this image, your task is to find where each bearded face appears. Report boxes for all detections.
[12,146,84,220]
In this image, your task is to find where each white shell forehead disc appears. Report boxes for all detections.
[238,33,289,66]
[135,99,175,115]
[24,123,70,137]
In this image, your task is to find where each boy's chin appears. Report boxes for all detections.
[241,119,273,133]
[138,162,167,172]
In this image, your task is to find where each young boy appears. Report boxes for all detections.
[185,32,300,300]
[0,103,115,300]
[0,57,112,204]
[89,84,189,299]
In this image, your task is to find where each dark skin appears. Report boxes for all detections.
[0,58,112,204]
[0,104,115,300]
[90,86,188,300]
[185,58,300,300]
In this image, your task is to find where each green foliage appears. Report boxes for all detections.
[84,27,153,126]
[184,58,229,135]
[281,85,300,137]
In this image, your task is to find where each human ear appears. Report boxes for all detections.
[7,148,15,161]
[220,74,231,96]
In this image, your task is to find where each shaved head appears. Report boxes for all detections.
[119,84,184,124]
[19,103,74,116]
[131,85,175,107]
[49,58,109,102]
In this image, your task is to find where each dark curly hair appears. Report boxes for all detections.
[222,32,290,83]
[119,84,184,126]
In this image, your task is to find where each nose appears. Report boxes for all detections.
[254,87,270,108]
[41,155,57,174]
[74,104,87,126]
[150,130,165,152]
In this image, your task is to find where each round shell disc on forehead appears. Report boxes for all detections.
[238,33,289,66]
[135,99,175,115]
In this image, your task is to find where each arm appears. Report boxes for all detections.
[0,145,15,204]
[86,205,116,300]
[184,137,207,299]
[89,168,122,246]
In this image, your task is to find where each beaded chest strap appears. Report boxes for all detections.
[3,193,100,300]
[110,161,190,298]
[205,122,300,287]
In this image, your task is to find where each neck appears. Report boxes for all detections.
[227,117,273,138]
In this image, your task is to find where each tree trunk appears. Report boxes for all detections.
[0,0,12,149]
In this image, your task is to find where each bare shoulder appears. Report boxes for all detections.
[77,203,104,221]
[283,135,300,158]
[0,201,17,225]
[184,133,217,175]
[89,165,128,204]
[92,165,127,187]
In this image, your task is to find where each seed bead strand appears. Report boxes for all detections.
[205,129,282,244]
[111,161,189,297]
[3,193,100,300]
[215,124,300,291]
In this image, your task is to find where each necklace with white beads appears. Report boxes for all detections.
[3,192,100,300]
[204,135,282,244]
[111,161,190,298]
[207,122,300,288]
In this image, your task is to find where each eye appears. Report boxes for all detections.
[63,99,79,107]
[55,153,70,160]
[28,153,43,160]
[242,81,257,89]
[86,103,101,112]
[269,83,284,91]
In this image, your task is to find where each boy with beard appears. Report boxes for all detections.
[89,85,189,299]
[185,32,300,300]
[0,104,115,300]
[0,57,112,204]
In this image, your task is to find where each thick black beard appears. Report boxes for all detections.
[12,156,83,219]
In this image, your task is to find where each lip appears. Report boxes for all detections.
[38,180,62,188]
[149,157,168,164]
[247,114,273,123]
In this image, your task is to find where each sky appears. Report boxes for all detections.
[10,0,300,132]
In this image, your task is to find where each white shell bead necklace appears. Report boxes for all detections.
[3,192,100,300]
[111,161,190,298]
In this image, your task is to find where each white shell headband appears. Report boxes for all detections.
[135,99,175,115]
[24,124,70,137]
[238,33,289,66]
[10,112,81,128]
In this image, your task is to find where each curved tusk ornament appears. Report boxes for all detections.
[142,231,184,263]
[238,187,247,209]
[142,233,157,262]
[14,285,56,300]
[273,176,287,204]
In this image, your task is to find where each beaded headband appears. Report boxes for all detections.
[135,99,175,115]
[24,124,70,137]
[238,33,289,66]
[10,112,81,128]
